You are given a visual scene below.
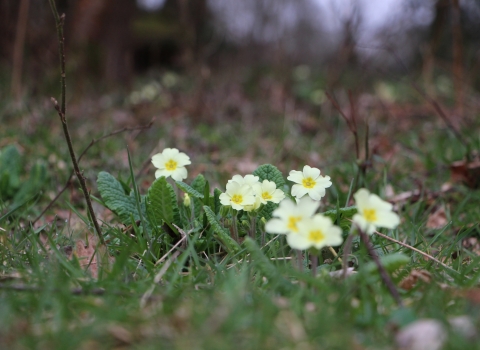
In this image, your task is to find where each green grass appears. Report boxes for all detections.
[1,68,480,349]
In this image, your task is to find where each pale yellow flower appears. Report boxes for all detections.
[252,180,285,205]
[287,214,343,250]
[219,181,256,211]
[352,188,400,235]
[151,148,191,181]
[287,165,332,201]
[265,197,320,235]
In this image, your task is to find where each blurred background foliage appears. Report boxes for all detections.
[2,0,480,105]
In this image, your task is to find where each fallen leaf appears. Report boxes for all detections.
[426,206,448,229]
[450,158,480,189]
[399,269,432,290]
[74,239,98,278]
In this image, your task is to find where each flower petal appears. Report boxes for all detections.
[171,167,188,181]
[375,211,400,229]
[303,165,320,179]
[287,170,304,184]
[151,154,166,168]
[291,184,309,199]
[265,218,289,234]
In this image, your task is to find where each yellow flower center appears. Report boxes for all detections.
[363,209,377,222]
[261,191,272,200]
[231,194,243,205]
[287,216,302,232]
[308,230,325,243]
[165,159,178,171]
[302,177,316,189]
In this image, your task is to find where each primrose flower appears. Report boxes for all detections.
[287,214,343,250]
[252,180,285,205]
[352,188,400,235]
[228,174,260,186]
[219,181,256,211]
[243,195,262,212]
[287,165,332,201]
[152,148,191,181]
[265,197,320,235]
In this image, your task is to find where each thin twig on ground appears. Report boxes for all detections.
[374,230,459,274]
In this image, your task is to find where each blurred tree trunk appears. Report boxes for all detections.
[70,0,135,87]
[100,0,135,86]
[422,0,448,95]
[11,0,30,103]
[451,0,464,116]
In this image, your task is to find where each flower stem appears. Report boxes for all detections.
[231,211,239,242]
[359,230,403,307]
[311,254,318,277]
[249,216,256,240]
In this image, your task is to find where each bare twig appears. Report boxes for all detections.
[326,92,360,160]
[32,120,154,224]
[48,0,104,245]
[373,230,459,274]
[359,230,403,307]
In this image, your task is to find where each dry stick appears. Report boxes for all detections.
[373,230,459,274]
[48,1,104,245]
[32,121,154,225]
[359,230,403,307]
[325,92,360,161]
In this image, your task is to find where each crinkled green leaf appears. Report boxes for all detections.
[256,202,278,221]
[175,181,204,199]
[363,253,410,275]
[97,171,140,224]
[188,174,208,220]
[147,176,180,233]
[191,174,207,193]
[322,206,357,233]
[203,206,240,254]
[253,164,285,189]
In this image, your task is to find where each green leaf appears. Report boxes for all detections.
[362,253,410,275]
[203,206,241,254]
[12,161,47,206]
[191,174,207,193]
[322,206,357,233]
[253,164,285,189]
[0,145,22,199]
[189,174,208,220]
[256,202,278,221]
[147,176,181,233]
[213,188,222,215]
[97,171,140,224]
[243,237,295,294]
[175,181,204,199]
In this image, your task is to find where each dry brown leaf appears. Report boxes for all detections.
[426,206,448,229]
[107,324,133,345]
[450,159,480,189]
[463,237,480,255]
[399,269,432,290]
